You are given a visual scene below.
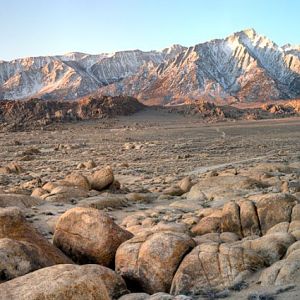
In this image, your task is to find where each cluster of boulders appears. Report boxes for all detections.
[0,206,72,281]
[173,100,300,121]
[31,165,115,203]
[261,101,300,116]
[0,160,299,299]
[0,162,24,174]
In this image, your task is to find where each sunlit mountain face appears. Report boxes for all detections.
[0,29,299,104]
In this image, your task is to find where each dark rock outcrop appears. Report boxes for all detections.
[0,95,144,130]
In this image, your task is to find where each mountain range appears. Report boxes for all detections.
[0,29,299,104]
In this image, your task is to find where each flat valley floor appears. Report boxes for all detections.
[1,108,299,181]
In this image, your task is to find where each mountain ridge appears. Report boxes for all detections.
[1,29,299,104]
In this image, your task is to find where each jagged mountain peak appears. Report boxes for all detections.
[282,44,300,53]
[283,44,300,50]
[230,28,276,48]
[162,44,186,54]
[0,29,299,103]
[235,28,257,38]
[60,52,89,60]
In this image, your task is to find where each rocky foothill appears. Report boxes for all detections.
[0,95,145,131]
[0,96,299,132]
[0,111,299,299]
[169,99,300,122]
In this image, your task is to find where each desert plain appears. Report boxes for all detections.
[0,108,300,299]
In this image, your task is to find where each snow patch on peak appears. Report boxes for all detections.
[60,52,89,61]
[162,44,185,54]
[282,44,300,52]
[240,28,257,38]
[1,29,299,102]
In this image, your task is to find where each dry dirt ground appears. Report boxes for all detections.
[1,108,299,236]
[1,108,300,299]
[1,107,299,187]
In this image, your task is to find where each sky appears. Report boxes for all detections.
[1,0,299,61]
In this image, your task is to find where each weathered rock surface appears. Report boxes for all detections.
[119,293,194,300]
[163,186,185,196]
[0,264,128,300]
[238,232,295,265]
[31,187,48,198]
[191,193,299,238]
[0,238,54,282]
[0,194,42,208]
[238,200,261,237]
[260,244,300,286]
[41,185,89,203]
[78,194,128,210]
[255,193,298,234]
[187,175,267,205]
[193,232,240,245]
[116,231,195,294]
[53,207,133,266]
[64,173,91,191]
[0,108,299,299]
[77,159,96,169]
[0,207,72,281]
[178,177,193,193]
[125,193,153,203]
[0,162,23,174]
[266,220,300,239]
[118,293,150,300]
[171,242,265,295]
[221,201,243,237]
[191,210,223,235]
[90,166,114,191]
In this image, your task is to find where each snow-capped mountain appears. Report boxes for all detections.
[0,29,299,103]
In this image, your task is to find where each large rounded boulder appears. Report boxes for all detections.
[260,244,300,286]
[170,242,265,295]
[53,207,133,266]
[192,194,299,238]
[64,172,91,191]
[115,231,195,294]
[191,209,223,236]
[0,194,42,208]
[0,238,53,282]
[255,193,298,234]
[0,264,128,300]
[90,166,114,191]
[0,207,72,281]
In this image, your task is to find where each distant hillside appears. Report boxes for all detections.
[0,96,145,130]
[170,99,300,121]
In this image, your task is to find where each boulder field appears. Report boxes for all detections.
[0,153,300,299]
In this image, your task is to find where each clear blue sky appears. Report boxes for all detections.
[1,0,299,61]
